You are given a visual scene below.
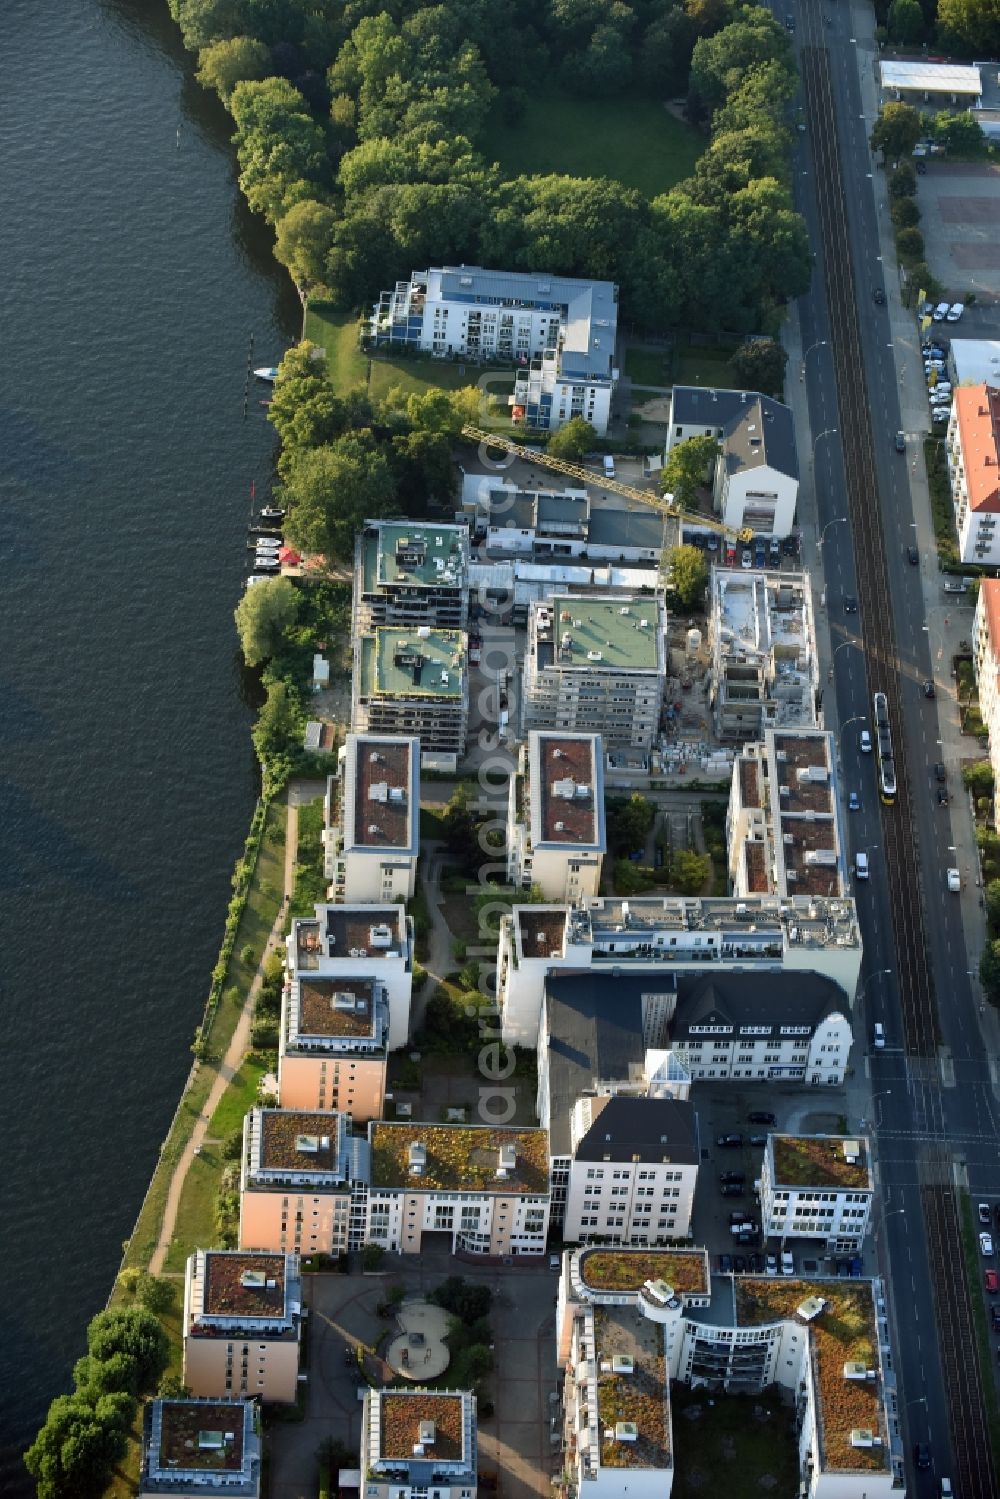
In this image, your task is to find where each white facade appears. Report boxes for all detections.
[710,568,819,738]
[496,896,862,1049]
[974,581,1000,813]
[507,731,606,900]
[323,737,419,905]
[947,385,1000,566]
[759,1135,874,1252]
[710,394,798,538]
[728,728,847,900]
[671,1005,852,1087]
[361,1390,477,1499]
[289,905,413,1053]
[561,1100,698,1246]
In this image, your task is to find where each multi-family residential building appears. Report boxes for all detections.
[288,903,413,1054]
[182,1250,302,1403]
[728,728,847,898]
[139,1398,260,1498]
[507,731,606,900]
[557,1251,902,1499]
[353,627,468,769]
[666,384,790,453]
[462,477,666,566]
[361,1389,478,1499]
[354,520,469,632]
[946,384,1000,565]
[560,1095,699,1246]
[323,735,419,905]
[710,568,819,738]
[521,594,666,747]
[359,1122,550,1258]
[759,1134,874,1252]
[973,580,1000,806]
[239,1107,358,1256]
[368,266,618,435]
[278,973,388,1119]
[712,394,799,538]
[947,337,1000,389]
[496,895,862,1048]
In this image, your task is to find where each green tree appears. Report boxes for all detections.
[234,577,300,667]
[252,678,302,766]
[890,196,921,229]
[888,161,917,198]
[380,384,481,441]
[730,337,788,396]
[268,343,369,461]
[229,78,328,226]
[932,110,985,155]
[962,760,995,794]
[938,0,1000,54]
[690,8,793,115]
[669,848,713,894]
[134,1274,176,1316]
[662,434,719,510]
[195,36,270,100]
[546,416,597,460]
[667,544,709,609]
[981,937,1000,1001]
[86,1307,170,1393]
[985,878,1000,931]
[283,429,397,562]
[25,1391,134,1499]
[895,225,925,263]
[274,200,337,290]
[870,102,923,161]
[887,0,925,41]
[606,793,657,857]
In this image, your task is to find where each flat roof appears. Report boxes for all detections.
[378,1392,468,1462]
[531,732,604,848]
[515,906,569,959]
[579,1248,709,1297]
[771,1134,871,1191]
[323,904,407,959]
[536,594,661,671]
[294,976,379,1040]
[259,1109,343,1173]
[880,59,981,93]
[361,629,466,698]
[595,1306,670,1470]
[366,521,468,592]
[200,1252,288,1320]
[153,1400,250,1475]
[588,506,667,550]
[369,1122,549,1194]
[345,735,417,851]
[954,385,1000,513]
[951,339,1000,386]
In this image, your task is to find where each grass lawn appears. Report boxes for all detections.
[302,302,368,391]
[482,93,702,199]
[626,347,672,385]
[368,355,480,403]
[670,1385,800,1497]
[958,1192,1000,1468]
[674,345,736,387]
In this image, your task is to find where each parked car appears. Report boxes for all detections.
[749,1134,768,1147]
[748,1111,776,1125]
[948,868,961,893]
[718,1253,733,1272]
[766,1253,778,1274]
[937,788,949,806]
[946,302,965,322]
[769,539,781,562]
[981,1231,995,1256]
[740,548,752,569]
[721,1183,745,1197]
[907,545,919,564]
[733,1254,747,1273]
[924,680,936,698]
[729,1211,751,1225]
[717,1133,744,1147]
[849,790,860,810]
[979,1203,991,1225]
[991,1302,1000,1329]
[750,1253,765,1273]
[719,1171,746,1185]
[782,535,798,556]
[895,430,906,452]
[781,1249,795,1276]
[986,1269,999,1294]
[933,302,950,321]
[934,762,947,783]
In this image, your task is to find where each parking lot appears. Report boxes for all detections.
[915,159,1000,303]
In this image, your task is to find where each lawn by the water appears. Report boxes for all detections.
[482,93,702,199]
[302,302,487,402]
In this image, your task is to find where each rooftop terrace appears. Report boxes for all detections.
[365,522,468,593]
[579,1249,709,1298]
[534,595,661,672]
[514,907,569,959]
[370,1122,549,1194]
[200,1252,288,1321]
[253,1108,345,1176]
[378,1392,468,1463]
[594,1306,671,1470]
[323,904,407,960]
[154,1400,248,1473]
[533,733,601,847]
[360,629,465,699]
[293,976,379,1040]
[347,736,415,850]
[771,1134,871,1191]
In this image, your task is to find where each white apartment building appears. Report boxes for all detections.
[759,1135,874,1252]
[973,580,1000,811]
[362,1389,477,1499]
[560,1095,699,1246]
[710,568,819,738]
[354,520,469,632]
[947,384,1000,565]
[461,476,666,566]
[507,731,606,900]
[239,1107,357,1257]
[140,1398,260,1499]
[278,972,388,1120]
[556,1250,902,1499]
[182,1251,302,1403]
[288,904,413,1054]
[521,594,666,747]
[324,735,419,905]
[360,1122,550,1258]
[712,394,798,538]
[728,728,847,898]
[496,895,862,1049]
[948,338,1000,389]
[368,266,618,435]
[665,385,789,454]
[353,627,468,770]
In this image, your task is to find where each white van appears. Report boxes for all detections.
[944,578,970,594]
[946,303,965,322]
[873,1022,886,1050]
[933,302,951,321]
[856,852,869,881]
[940,1480,953,1498]
[603,455,615,478]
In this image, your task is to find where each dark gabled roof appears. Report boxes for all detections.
[574,1094,699,1165]
[671,385,764,427]
[672,971,845,1039]
[544,973,661,1156]
[721,395,798,481]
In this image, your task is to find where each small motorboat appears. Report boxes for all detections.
[259,506,285,522]
[253,366,279,382]
[253,559,280,573]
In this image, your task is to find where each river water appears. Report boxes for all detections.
[0,3,299,1487]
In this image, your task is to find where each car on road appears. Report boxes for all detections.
[717,1133,743,1147]
[986,1270,999,1294]
[873,286,885,305]
[721,1183,745,1197]
[860,728,872,753]
[781,1250,795,1276]
[749,1133,768,1147]
[914,1443,932,1471]
[719,1171,745,1184]
[873,1021,885,1049]
[923,680,935,698]
[748,1111,776,1125]
[934,762,947,782]
[895,430,906,452]
[937,787,949,806]
[992,1303,1000,1329]
[844,594,858,613]
[980,1231,995,1256]
[948,867,961,893]
[766,1253,778,1274]
[849,790,860,810]
[907,545,919,564]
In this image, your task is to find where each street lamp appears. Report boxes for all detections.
[817,514,848,549]
[801,339,828,378]
[839,714,866,751]
[860,1087,893,1130]
[828,637,863,681]
[856,968,892,1006]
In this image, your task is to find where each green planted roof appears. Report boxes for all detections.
[361,629,465,699]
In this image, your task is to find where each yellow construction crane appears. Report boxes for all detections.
[460,425,752,543]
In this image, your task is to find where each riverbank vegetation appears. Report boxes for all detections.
[170,0,809,338]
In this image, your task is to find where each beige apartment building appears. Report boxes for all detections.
[362,1389,478,1499]
[182,1250,302,1403]
[974,580,1000,809]
[289,903,414,1054]
[239,1108,355,1256]
[727,728,847,898]
[324,735,420,904]
[278,973,388,1120]
[140,1398,260,1498]
[507,731,606,901]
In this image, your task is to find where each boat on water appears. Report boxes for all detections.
[253,366,279,382]
[259,506,285,522]
[247,525,283,538]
